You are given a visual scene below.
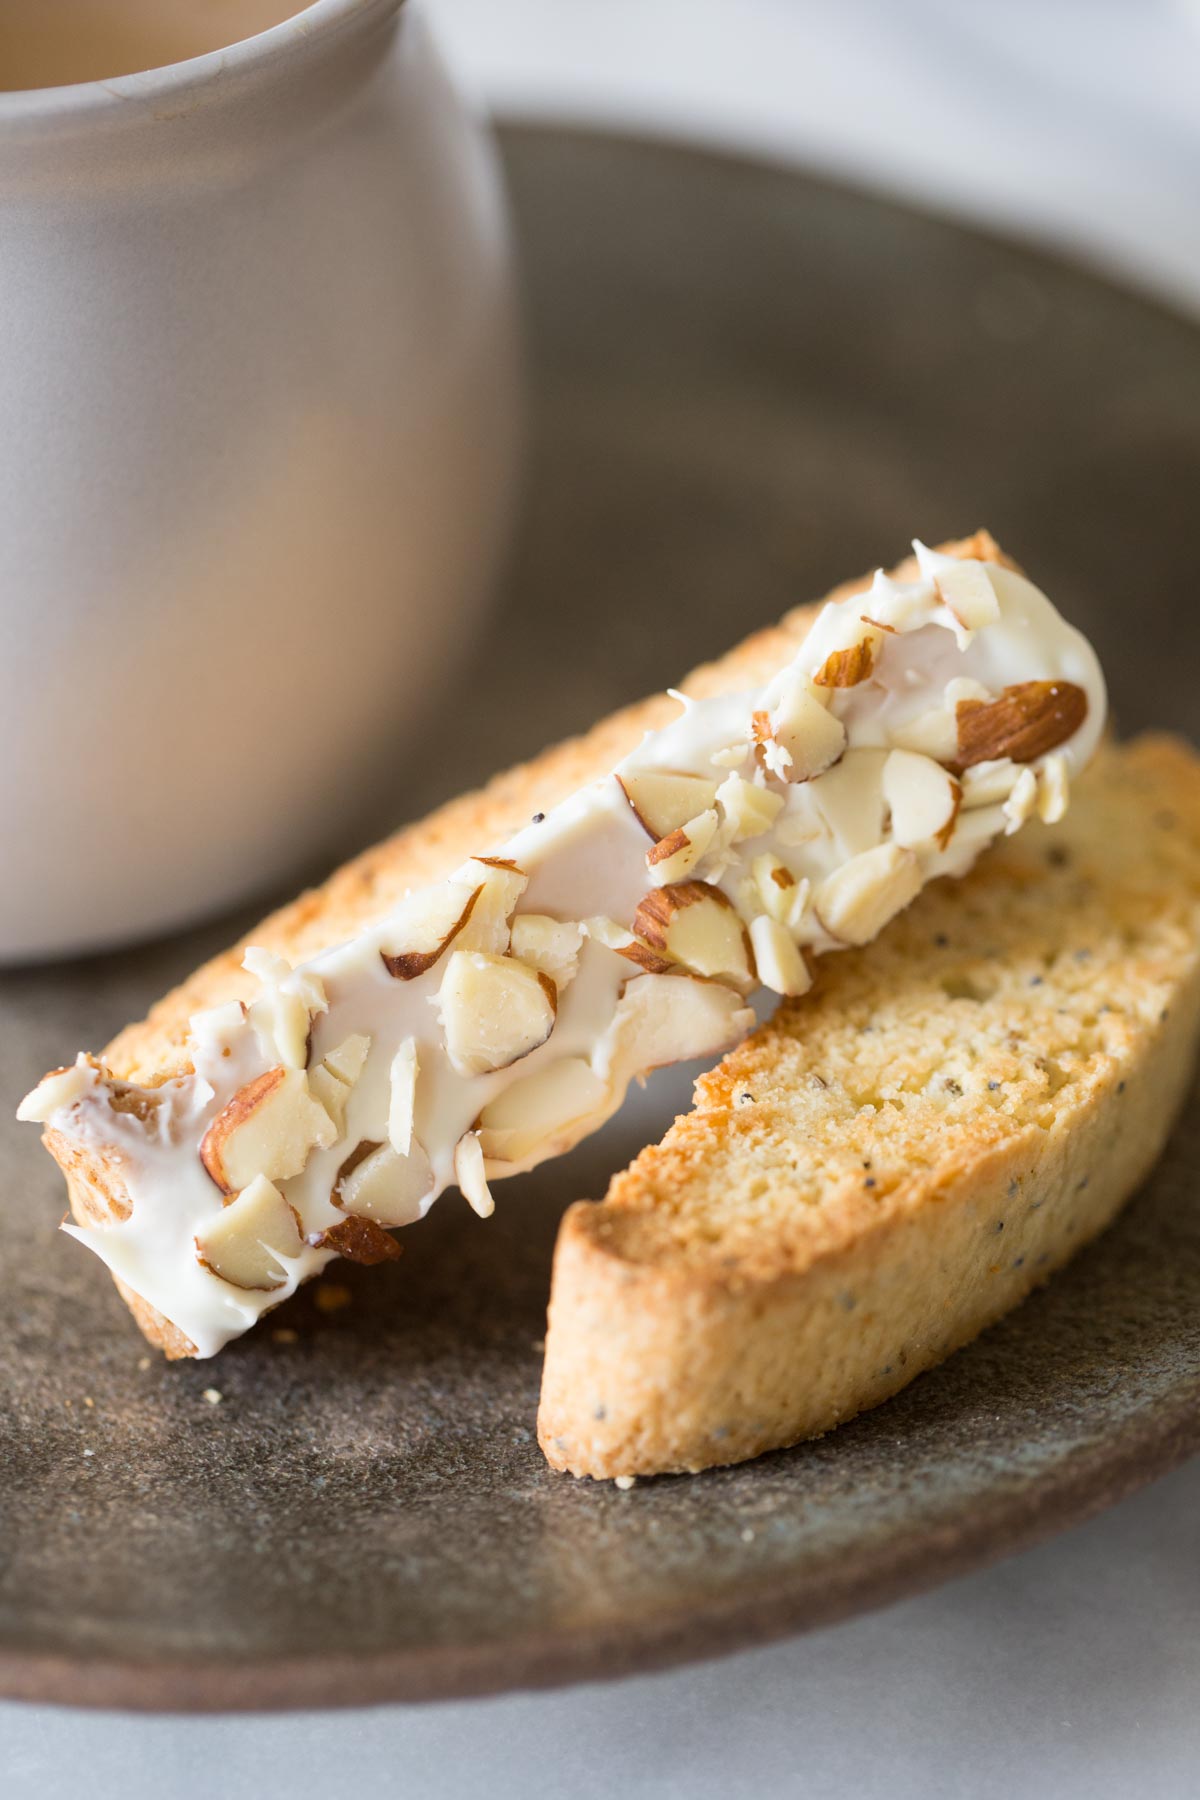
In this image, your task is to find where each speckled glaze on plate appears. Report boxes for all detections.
[2,128,1199,1711]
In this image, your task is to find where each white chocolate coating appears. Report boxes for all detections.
[22,547,1106,1355]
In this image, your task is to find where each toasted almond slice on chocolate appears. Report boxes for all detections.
[315,1214,403,1265]
[477,1058,611,1165]
[199,1067,336,1196]
[437,951,558,1077]
[882,749,961,850]
[387,1038,419,1156]
[749,915,813,998]
[380,882,482,980]
[334,1137,433,1227]
[954,680,1087,772]
[596,974,754,1082]
[618,771,720,841]
[509,914,584,989]
[455,1132,494,1218]
[646,808,720,884]
[633,883,754,988]
[194,1174,304,1292]
[815,843,923,945]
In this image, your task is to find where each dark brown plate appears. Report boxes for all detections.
[3,127,1200,1712]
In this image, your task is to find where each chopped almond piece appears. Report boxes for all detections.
[334,1138,433,1227]
[194,1175,303,1292]
[715,773,785,842]
[388,1038,419,1156]
[477,1058,611,1164]
[455,1132,495,1218]
[199,1067,336,1196]
[645,808,720,884]
[437,951,558,1077]
[749,915,812,998]
[815,844,922,945]
[509,915,583,989]
[882,750,961,850]
[618,771,720,841]
[767,678,847,781]
[933,561,1000,633]
[597,974,754,1082]
[315,1215,403,1265]
[380,882,481,980]
[633,883,754,988]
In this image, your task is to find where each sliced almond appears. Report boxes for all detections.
[752,855,811,932]
[950,801,1009,852]
[618,771,720,841]
[380,882,481,980]
[633,883,754,988]
[315,1214,403,1265]
[809,748,888,858]
[645,808,720,884]
[455,858,530,956]
[815,843,923,945]
[597,974,754,1082]
[954,681,1088,772]
[1003,765,1039,834]
[960,758,1020,809]
[243,949,327,1070]
[476,1058,611,1164]
[812,631,880,688]
[17,1060,94,1124]
[194,1174,303,1292]
[508,914,583,989]
[882,749,961,850]
[710,741,752,771]
[307,1032,372,1135]
[334,1137,433,1227]
[751,709,793,780]
[749,914,813,998]
[933,561,1000,633]
[1038,752,1070,825]
[436,951,557,1077]
[768,678,848,780]
[199,1067,336,1196]
[454,1131,494,1218]
[387,1038,419,1156]
[888,706,957,762]
[714,772,785,842]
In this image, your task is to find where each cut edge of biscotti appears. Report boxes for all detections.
[538,733,1200,1480]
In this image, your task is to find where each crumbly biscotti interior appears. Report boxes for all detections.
[539,734,1200,1477]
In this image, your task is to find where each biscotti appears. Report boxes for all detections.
[20,533,1104,1357]
[539,735,1200,1478]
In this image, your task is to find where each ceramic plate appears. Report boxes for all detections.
[3,128,1199,1710]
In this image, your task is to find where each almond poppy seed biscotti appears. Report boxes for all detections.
[538,734,1200,1479]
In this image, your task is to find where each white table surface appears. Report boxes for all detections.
[5,4,1198,1794]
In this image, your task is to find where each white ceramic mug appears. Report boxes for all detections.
[0,0,519,961]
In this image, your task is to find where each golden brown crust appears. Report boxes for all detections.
[38,532,1006,1355]
[538,735,1200,1477]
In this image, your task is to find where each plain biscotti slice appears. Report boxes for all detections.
[539,734,1200,1479]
